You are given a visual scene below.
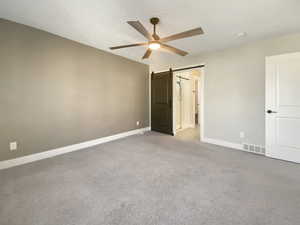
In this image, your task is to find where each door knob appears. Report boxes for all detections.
[267,110,277,114]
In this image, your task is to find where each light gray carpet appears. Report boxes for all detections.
[0,132,300,225]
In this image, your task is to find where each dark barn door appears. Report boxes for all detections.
[151,69,173,135]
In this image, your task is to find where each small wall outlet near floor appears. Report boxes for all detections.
[239,132,245,139]
[136,121,140,126]
[10,142,18,151]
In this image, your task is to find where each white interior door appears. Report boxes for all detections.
[266,52,300,163]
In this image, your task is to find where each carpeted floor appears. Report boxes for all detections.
[0,132,300,225]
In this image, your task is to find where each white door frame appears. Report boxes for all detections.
[199,67,205,141]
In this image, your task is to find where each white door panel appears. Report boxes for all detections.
[278,63,300,106]
[266,52,300,163]
[277,118,300,148]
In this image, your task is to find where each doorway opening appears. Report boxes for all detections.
[173,67,203,141]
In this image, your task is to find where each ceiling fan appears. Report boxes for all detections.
[109,17,204,59]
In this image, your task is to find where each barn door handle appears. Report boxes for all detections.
[267,110,277,114]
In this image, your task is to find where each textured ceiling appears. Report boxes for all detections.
[1,0,300,64]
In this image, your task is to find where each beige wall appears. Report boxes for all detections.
[151,32,300,146]
[0,19,149,161]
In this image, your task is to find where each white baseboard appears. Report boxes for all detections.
[202,137,243,151]
[0,127,150,170]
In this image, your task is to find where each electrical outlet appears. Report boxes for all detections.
[136,121,140,126]
[10,142,17,151]
[239,132,245,139]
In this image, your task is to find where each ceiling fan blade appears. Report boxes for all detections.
[142,49,152,59]
[160,43,188,56]
[127,21,153,40]
[152,33,160,40]
[160,27,204,42]
[110,42,148,50]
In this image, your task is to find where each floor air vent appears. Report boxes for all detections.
[242,143,265,155]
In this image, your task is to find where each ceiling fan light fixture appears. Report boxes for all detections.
[149,42,161,50]
[110,17,204,59]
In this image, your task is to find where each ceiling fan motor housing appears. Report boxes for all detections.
[150,17,160,25]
